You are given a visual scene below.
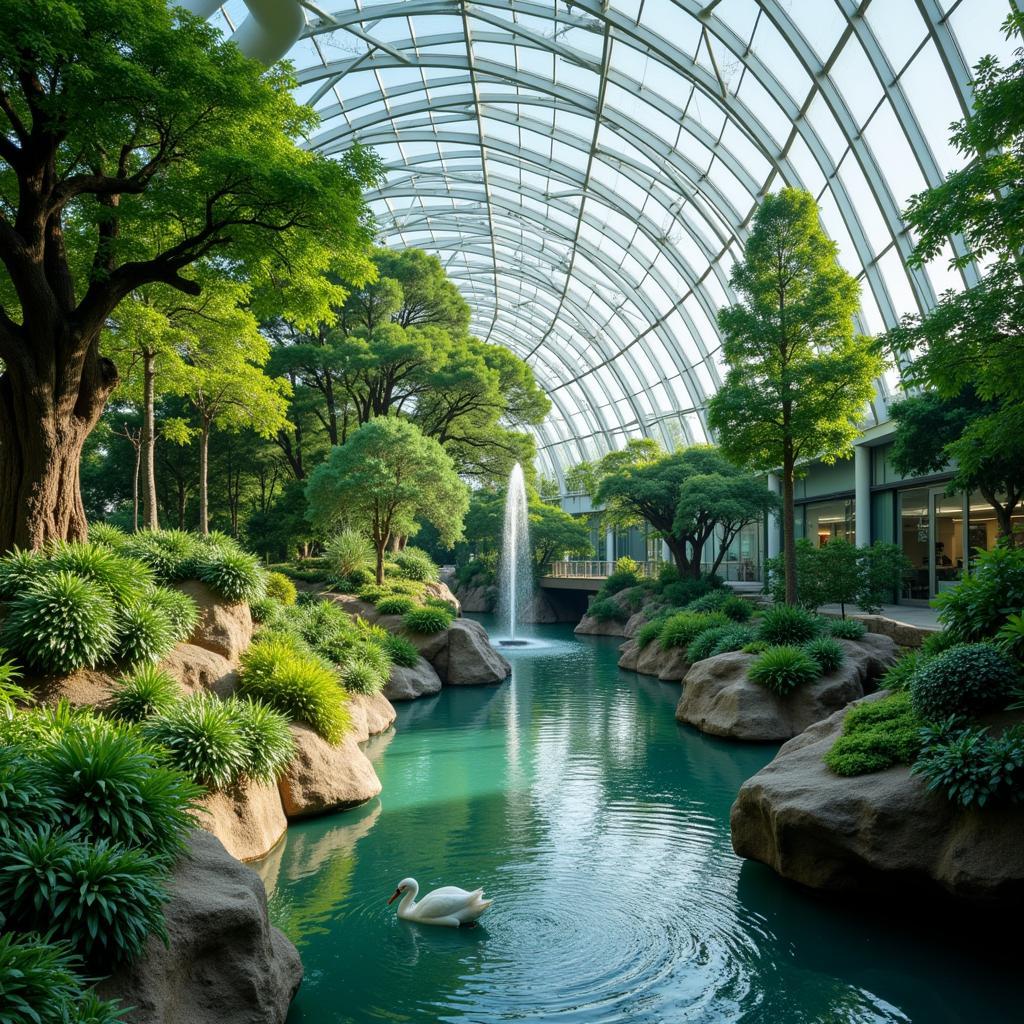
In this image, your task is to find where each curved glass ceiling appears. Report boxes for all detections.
[202,0,1018,483]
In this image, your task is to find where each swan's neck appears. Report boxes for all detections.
[398,883,419,916]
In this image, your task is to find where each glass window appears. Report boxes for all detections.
[900,488,931,600]
[933,493,966,591]
[804,498,856,547]
[872,490,896,545]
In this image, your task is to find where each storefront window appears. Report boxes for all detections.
[933,493,965,592]
[803,499,855,547]
[900,488,930,601]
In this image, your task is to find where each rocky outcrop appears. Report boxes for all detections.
[616,638,690,681]
[277,724,382,818]
[347,691,397,743]
[731,696,1024,903]
[198,779,288,862]
[99,830,302,1024]
[429,618,512,685]
[175,580,253,664]
[676,634,899,741]
[384,656,442,701]
[574,613,631,637]
[26,666,124,709]
[819,611,939,649]
[422,580,461,613]
[160,643,237,698]
[575,586,652,637]
[456,583,497,613]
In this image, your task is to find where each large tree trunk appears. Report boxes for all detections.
[665,536,690,576]
[782,450,798,605]
[375,543,385,585]
[0,345,119,551]
[198,418,210,535]
[141,349,159,530]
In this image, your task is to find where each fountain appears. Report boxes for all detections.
[496,463,533,646]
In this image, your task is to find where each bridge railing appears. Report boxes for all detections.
[546,560,660,579]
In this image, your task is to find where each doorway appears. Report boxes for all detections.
[898,487,965,603]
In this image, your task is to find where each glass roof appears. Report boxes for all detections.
[202,0,1018,483]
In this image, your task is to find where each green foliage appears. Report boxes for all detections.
[392,547,439,583]
[249,597,278,624]
[741,640,769,655]
[264,572,298,606]
[324,530,376,583]
[44,543,152,606]
[756,605,822,646]
[802,636,845,675]
[686,624,755,663]
[748,645,821,696]
[684,590,731,613]
[0,746,64,839]
[588,598,629,623]
[720,596,753,622]
[657,612,731,652]
[113,598,177,666]
[909,643,1019,722]
[375,596,416,616]
[223,698,295,784]
[635,616,669,649]
[238,637,350,744]
[934,545,1024,643]
[0,651,29,719]
[997,612,1024,661]
[403,606,454,635]
[87,523,129,550]
[660,575,719,608]
[145,587,199,643]
[912,719,1024,808]
[824,692,924,776]
[193,548,266,604]
[107,666,180,723]
[827,618,867,640]
[340,658,385,696]
[121,531,202,583]
[596,569,640,598]
[921,630,961,658]
[880,650,929,693]
[0,548,45,600]
[0,572,118,674]
[382,634,420,669]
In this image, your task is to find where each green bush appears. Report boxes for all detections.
[46,542,153,606]
[339,566,375,590]
[880,650,929,692]
[249,596,278,623]
[934,544,1024,643]
[912,718,1024,808]
[657,611,730,652]
[741,640,769,655]
[721,596,753,622]
[635,616,669,649]
[588,597,628,623]
[756,604,822,646]
[0,650,29,718]
[0,827,169,969]
[341,657,385,695]
[0,745,64,839]
[145,587,199,642]
[824,691,923,776]
[113,598,177,665]
[87,521,129,550]
[223,697,295,784]
[686,624,750,663]
[685,590,731,613]
[0,547,45,599]
[382,633,420,668]
[143,693,249,791]
[909,643,1018,722]
[748,645,820,696]
[387,579,425,597]
[193,548,266,604]
[802,636,845,675]
[598,569,640,598]
[264,571,298,606]
[921,629,960,658]
[660,576,716,607]
[375,595,416,616]
[357,583,390,604]
[997,612,1024,662]
[403,606,454,634]
[0,571,118,673]
[325,529,376,582]
[107,665,180,723]
[826,618,867,640]
[238,637,350,744]
[392,547,439,582]
[121,530,201,582]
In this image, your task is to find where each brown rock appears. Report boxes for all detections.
[618,638,641,672]
[277,723,382,818]
[160,643,237,698]
[384,656,442,701]
[175,580,253,664]
[197,779,287,863]
[456,584,496,613]
[731,697,1024,903]
[574,614,629,637]
[657,647,692,682]
[99,830,302,1024]
[26,666,119,709]
[422,580,461,613]
[637,641,671,678]
[347,691,397,743]
[430,618,511,685]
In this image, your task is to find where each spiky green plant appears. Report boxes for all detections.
[45,541,153,605]
[0,744,63,838]
[107,665,181,723]
[122,530,203,582]
[264,571,298,606]
[756,605,822,646]
[0,571,118,673]
[341,656,385,695]
[0,649,29,718]
[748,645,821,696]
[224,697,295,783]
[375,595,416,616]
[145,587,199,643]
[0,932,89,1024]
[114,599,177,665]
[382,633,420,668]
[392,547,439,582]
[87,521,129,550]
[657,611,731,652]
[0,546,45,598]
[324,529,375,582]
[802,636,845,675]
[193,549,267,604]
[403,606,454,635]
[827,618,867,640]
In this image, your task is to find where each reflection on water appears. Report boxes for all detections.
[261,620,1016,1023]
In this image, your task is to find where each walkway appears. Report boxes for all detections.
[818,602,941,630]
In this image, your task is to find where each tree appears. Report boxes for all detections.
[528,502,592,576]
[0,0,379,549]
[305,419,468,584]
[707,188,883,603]
[565,438,661,496]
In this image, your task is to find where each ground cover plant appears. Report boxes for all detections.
[756,605,822,646]
[588,597,629,623]
[657,611,731,652]
[824,692,924,776]
[403,606,455,635]
[802,636,845,675]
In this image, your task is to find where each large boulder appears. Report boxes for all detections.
[99,830,302,1024]
[657,647,692,682]
[430,618,511,685]
[175,580,253,664]
[384,656,442,701]
[198,779,288,863]
[160,643,237,698]
[676,635,899,741]
[574,612,630,637]
[456,584,496,613]
[422,580,461,613]
[347,691,397,743]
[618,638,641,672]
[731,696,1024,903]
[277,723,382,818]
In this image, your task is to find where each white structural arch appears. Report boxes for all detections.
[191,0,1020,483]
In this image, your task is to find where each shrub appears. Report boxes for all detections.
[341,657,385,695]
[387,579,425,597]
[238,637,350,744]
[325,529,375,582]
[824,691,923,776]
[802,636,845,675]
[0,828,169,968]
[707,625,755,657]
[826,618,867,640]
[145,586,199,642]
[403,606,454,634]
[934,544,1024,643]
[121,530,201,582]
[67,990,129,1024]
[107,665,180,723]
[143,693,249,790]
[880,650,928,692]
[383,633,420,668]
[113,598,177,665]
[635,617,668,649]
[996,612,1024,662]
[909,643,1018,722]
[264,572,298,606]
[0,571,118,673]
[588,597,628,623]
[741,640,769,655]
[249,596,278,623]
[721,596,753,622]
[193,548,266,604]
[0,745,63,838]
[375,595,416,616]
[87,521,129,550]
[341,566,376,590]
[223,697,295,784]
[686,625,746,663]
[615,555,642,575]
[46,542,153,606]
[748,645,820,696]
[912,719,1024,808]
[357,584,390,604]
[392,547,439,582]
[599,569,641,598]
[0,546,45,599]
[756,605,821,646]
[685,590,731,613]
[921,629,960,658]
[657,611,730,652]
[0,650,29,718]
[660,574,720,607]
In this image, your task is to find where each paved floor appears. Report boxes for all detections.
[817,602,941,629]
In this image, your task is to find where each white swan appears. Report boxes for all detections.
[387,877,492,928]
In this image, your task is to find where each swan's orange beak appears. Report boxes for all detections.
[387,888,401,905]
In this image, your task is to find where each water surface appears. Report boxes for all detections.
[259,621,1016,1023]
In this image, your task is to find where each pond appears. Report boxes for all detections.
[257,620,1016,1023]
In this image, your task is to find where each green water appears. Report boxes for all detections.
[258,622,1015,1023]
